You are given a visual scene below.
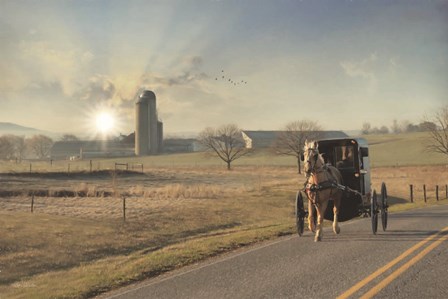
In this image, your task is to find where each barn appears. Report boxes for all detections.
[241,130,348,149]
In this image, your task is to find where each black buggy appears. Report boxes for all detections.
[295,138,388,236]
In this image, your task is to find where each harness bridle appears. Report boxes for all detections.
[304,148,334,205]
[305,148,325,177]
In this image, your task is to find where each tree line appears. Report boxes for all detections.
[361,120,437,135]
[0,134,54,161]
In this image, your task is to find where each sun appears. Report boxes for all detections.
[95,112,115,134]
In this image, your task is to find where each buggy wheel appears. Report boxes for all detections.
[295,191,306,236]
[371,190,378,235]
[381,182,388,231]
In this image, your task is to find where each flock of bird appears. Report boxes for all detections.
[215,70,248,86]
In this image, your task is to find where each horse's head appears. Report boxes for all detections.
[303,140,324,176]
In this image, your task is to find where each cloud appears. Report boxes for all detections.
[340,53,378,92]
[0,38,96,97]
[78,74,116,103]
[138,55,209,90]
[144,71,209,87]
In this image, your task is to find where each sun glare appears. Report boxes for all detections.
[95,112,115,134]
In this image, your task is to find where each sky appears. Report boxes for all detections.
[0,0,447,137]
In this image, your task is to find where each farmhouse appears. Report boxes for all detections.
[241,130,348,149]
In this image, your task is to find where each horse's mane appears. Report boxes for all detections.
[304,140,325,165]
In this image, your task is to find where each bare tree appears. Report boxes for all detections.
[198,124,249,170]
[0,135,26,160]
[425,106,448,158]
[272,120,322,174]
[361,122,371,135]
[391,119,401,134]
[11,135,26,161]
[0,135,14,160]
[27,135,54,159]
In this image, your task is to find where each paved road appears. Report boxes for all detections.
[102,204,448,299]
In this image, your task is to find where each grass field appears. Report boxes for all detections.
[1,132,448,298]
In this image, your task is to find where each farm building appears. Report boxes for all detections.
[163,138,203,153]
[50,140,134,160]
[241,130,348,149]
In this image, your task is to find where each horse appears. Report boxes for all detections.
[303,140,344,242]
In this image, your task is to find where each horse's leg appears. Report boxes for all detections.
[315,200,328,242]
[308,199,316,232]
[333,193,341,234]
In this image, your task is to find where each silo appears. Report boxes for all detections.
[157,121,164,153]
[147,91,159,154]
[135,91,151,155]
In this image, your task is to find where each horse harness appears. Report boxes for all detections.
[303,164,339,205]
[303,164,362,205]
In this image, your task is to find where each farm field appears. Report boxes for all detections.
[1,132,448,298]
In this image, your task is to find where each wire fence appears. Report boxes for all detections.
[409,184,448,203]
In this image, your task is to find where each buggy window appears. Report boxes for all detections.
[335,146,354,169]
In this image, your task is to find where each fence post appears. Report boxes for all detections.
[410,184,413,203]
[90,160,92,173]
[436,185,439,201]
[446,185,448,199]
[31,194,34,213]
[141,164,144,173]
[29,163,32,173]
[423,184,427,203]
[126,163,129,171]
[68,163,70,174]
[122,196,126,222]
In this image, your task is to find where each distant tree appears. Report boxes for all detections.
[379,126,389,134]
[406,123,419,133]
[370,127,380,134]
[0,135,26,160]
[399,120,411,133]
[272,120,322,174]
[27,135,54,159]
[0,135,14,160]
[361,122,371,135]
[10,135,26,161]
[391,119,401,134]
[60,134,79,141]
[425,106,448,159]
[198,124,250,170]
[419,121,437,132]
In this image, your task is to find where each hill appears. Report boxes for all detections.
[360,132,447,167]
[0,122,56,138]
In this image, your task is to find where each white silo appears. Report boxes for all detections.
[147,92,158,154]
[135,90,162,156]
[135,91,151,155]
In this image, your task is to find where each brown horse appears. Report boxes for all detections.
[303,141,343,242]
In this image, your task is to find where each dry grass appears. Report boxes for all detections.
[0,164,447,298]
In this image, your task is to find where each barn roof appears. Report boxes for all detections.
[242,130,348,140]
[241,130,348,148]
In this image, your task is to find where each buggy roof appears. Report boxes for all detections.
[316,137,369,148]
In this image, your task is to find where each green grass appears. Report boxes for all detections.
[1,131,446,175]
[363,132,447,167]
[1,219,293,299]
